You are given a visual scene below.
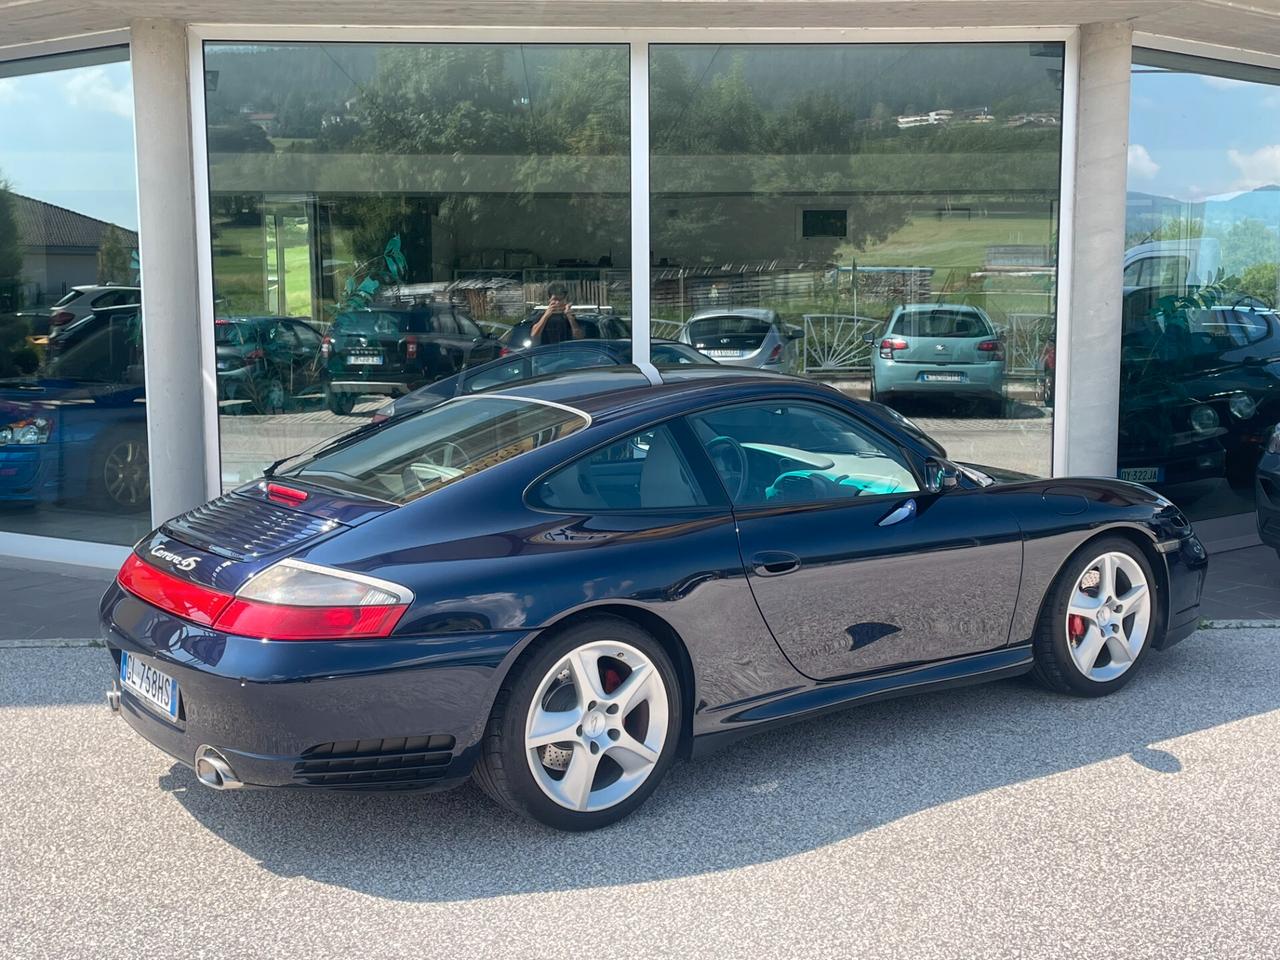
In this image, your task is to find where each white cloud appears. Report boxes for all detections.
[0,78,29,104]
[1228,144,1280,190]
[1127,143,1160,180]
[62,67,133,119]
[1202,75,1252,91]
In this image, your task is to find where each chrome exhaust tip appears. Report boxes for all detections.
[194,745,243,791]
[106,681,120,713]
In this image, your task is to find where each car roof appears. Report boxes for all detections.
[896,302,984,314]
[491,365,817,421]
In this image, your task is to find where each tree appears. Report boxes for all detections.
[1221,218,1279,279]
[0,178,22,312]
[97,225,132,285]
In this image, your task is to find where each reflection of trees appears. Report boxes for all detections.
[97,225,132,285]
[0,178,21,310]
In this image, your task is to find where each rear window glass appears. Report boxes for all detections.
[890,309,994,339]
[332,311,426,336]
[278,396,588,503]
[53,289,85,307]
[687,316,772,339]
[214,321,257,345]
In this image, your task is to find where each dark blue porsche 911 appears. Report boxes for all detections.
[102,367,1208,830]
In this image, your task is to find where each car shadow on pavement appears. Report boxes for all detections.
[153,632,1280,903]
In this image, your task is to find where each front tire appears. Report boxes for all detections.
[474,616,681,830]
[1031,536,1158,697]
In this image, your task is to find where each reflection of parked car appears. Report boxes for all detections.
[215,316,325,415]
[867,303,1005,415]
[676,308,802,371]
[1255,426,1280,558]
[105,367,1205,830]
[46,285,140,351]
[320,303,503,415]
[0,304,149,511]
[1119,286,1280,491]
[372,339,717,422]
[500,310,630,350]
[1040,331,1056,407]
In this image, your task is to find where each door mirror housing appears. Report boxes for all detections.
[863,332,876,345]
[925,457,960,493]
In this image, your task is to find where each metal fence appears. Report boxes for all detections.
[802,312,1052,377]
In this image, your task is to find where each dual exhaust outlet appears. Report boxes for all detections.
[106,683,242,790]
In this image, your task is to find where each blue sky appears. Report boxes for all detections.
[1129,67,1280,203]
[0,60,139,230]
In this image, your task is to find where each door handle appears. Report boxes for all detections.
[878,498,917,527]
[751,551,801,577]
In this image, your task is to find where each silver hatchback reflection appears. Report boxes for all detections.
[676,308,802,373]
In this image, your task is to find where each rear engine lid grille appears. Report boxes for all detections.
[294,736,456,788]
[162,493,344,562]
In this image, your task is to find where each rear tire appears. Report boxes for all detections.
[474,616,681,831]
[1031,536,1159,697]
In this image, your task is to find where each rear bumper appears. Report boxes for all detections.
[100,584,533,790]
[874,361,1003,397]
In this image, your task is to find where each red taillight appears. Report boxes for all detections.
[766,343,783,363]
[977,339,1005,360]
[50,311,74,327]
[499,346,511,357]
[370,413,389,424]
[118,554,412,641]
[213,598,407,641]
[405,335,418,360]
[117,554,233,627]
[244,348,264,361]
[264,482,309,505]
[320,336,332,358]
[879,338,908,359]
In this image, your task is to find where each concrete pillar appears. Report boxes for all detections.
[1058,22,1133,476]
[130,20,211,524]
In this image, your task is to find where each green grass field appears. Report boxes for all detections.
[850,214,1056,269]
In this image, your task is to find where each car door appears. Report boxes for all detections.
[686,399,1023,680]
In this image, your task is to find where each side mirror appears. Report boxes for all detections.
[863,333,876,345]
[925,458,960,493]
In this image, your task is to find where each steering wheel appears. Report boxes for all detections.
[706,436,748,501]
[425,441,470,469]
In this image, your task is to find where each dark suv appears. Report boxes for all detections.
[320,303,502,414]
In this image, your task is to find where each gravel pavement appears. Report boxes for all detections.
[2,629,1279,960]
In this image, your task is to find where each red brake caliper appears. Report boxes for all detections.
[602,668,623,694]
[1068,615,1088,642]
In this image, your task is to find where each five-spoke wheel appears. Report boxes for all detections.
[475,616,680,830]
[1032,536,1160,696]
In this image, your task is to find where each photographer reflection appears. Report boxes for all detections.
[530,282,583,345]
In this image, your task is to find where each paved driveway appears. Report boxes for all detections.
[3,630,1279,960]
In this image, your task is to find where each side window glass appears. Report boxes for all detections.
[457,315,482,339]
[466,360,527,393]
[531,349,613,376]
[291,321,321,349]
[688,402,919,506]
[532,424,706,512]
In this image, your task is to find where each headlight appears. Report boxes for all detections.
[0,418,51,445]
[1189,405,1219,435]
[1229,393,1257,420]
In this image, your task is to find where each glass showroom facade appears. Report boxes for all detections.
[0,26,1275,554]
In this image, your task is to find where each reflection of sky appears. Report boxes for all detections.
[1129,68,1280,203]
[0,61,138,230]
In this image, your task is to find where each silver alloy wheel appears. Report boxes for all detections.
[103,439,150,507]
[525,639,670,812]
[1065,551,1151,682]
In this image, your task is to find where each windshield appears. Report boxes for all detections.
[333,311,424,336]
[687,316,773,339]
[279,395,588,503]
[890,309,994,339]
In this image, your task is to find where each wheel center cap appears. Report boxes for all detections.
[1097,606,1112,625]
[584,712,606,737]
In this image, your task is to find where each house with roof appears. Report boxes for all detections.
[11,193,139,306]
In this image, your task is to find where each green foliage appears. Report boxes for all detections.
[0,179,22,310]
[1235,261,1280,307]
[1221,218,1280,278]
[339,234,408,310]
[97,225,132,285]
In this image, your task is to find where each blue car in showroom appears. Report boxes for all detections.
[101,367,1207,830]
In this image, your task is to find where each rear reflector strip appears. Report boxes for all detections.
[117,554,234,627]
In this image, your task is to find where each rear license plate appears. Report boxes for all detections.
[120,651,180,722]
[347,354,384,366]
[920,372,965,382]
[1119,466,1164,483]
